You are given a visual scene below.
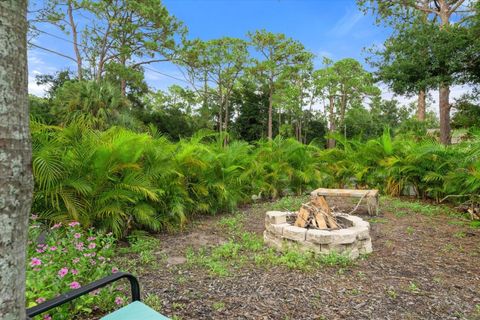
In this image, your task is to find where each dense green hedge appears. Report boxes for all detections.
[32,121,480,236]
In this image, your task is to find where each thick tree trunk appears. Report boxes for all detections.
[0,1,34,318]
[67,0,82,81]
[439,85,451,145]
[417,89,426,121]
[268,86,273,140]
[327,95,336,148]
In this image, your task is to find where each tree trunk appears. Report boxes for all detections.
[268,86,273,140]
[417,89,426,121]
[327,95,336,148]
[223,100,229,147]
[439,84,451,145]
[0,1,33,318]
[67,0,82,81]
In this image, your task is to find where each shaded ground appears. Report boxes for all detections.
[117,196,480,320]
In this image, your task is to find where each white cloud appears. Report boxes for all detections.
[27,50,58,96]
[330,8,364,36]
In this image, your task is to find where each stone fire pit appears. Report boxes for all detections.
[264,211,372,259]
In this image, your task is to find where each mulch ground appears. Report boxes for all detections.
[125,197,480,320]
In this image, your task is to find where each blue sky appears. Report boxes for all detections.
[27,0,469,108]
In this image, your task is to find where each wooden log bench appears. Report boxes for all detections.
[310,188,379,216]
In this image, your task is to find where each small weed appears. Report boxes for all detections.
[385,240,394,248]
[442,243,455,252]
[448,220,466,226]
[171,316,182,320]
[172,302,186,310]
[212,301,226,311]
[469,220,480,229]
[357,271,365,279]
[348,288,361,295]
[475,304,480,315]
[176,275,187,284]
[453,231,466,238]
[387,288,398,299]
[394,210,409,218]
[218,214,244,234]
[408,281,421,294]
[144,293,162,312]
[433,277,442,284]
[406,226,415,235]
[369,218,388,224]
[318,252,352,267]
[119,235,160,266]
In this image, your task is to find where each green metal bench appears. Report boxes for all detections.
[26,272,169,320]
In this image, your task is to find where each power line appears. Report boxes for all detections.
[31,27,189,85]
[143,66,189,84]
[28,42,77,62]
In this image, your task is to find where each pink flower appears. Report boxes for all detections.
[43,314,52,320]
[112,267,119,273]
[69,221,80,227]
[75,242,84,251]
[58,267,68,278]
[83,253,91,257]
[74,233,82,239]
[51,223,62,229]
[49,246,58,251]
[33,268,41,272]
[31,214,38,220]
[36,248,45,253]
[72,258,80,264]
[70,281,81,289]
[31,258,42,267]
[88,243,96,249]
[90,259,96,265]
[71,269,79,275]
[115,296,124,305]
[87,236,96,242]
[36,297,46,304]
[98,256,105,261]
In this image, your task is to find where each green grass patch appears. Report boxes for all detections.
[382,196,456,217]
[269,195,309,211]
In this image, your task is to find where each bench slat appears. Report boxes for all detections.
[101,301,170,320]
[311,188,378,198]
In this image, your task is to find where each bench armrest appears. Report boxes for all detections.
[26,272,140,318]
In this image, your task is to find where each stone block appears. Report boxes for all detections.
[352,226,370,240]
[266,222,289,235]
[331,229,357,244]
[265,211,287,225]
[358,238,373,254]
[299,241,322,254]
[306,229,333,244]
[263,231,283,250]
[282,225,307,242]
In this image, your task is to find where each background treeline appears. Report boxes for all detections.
[27,1,480,236]
[32,121,480,236]
[29,1,480,146]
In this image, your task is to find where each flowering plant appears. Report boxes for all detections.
[26,216,126,319]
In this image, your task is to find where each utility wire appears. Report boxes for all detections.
[28,42,77,62]
[31,27,188,85]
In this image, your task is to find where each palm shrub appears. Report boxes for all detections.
[32,121,163,237]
